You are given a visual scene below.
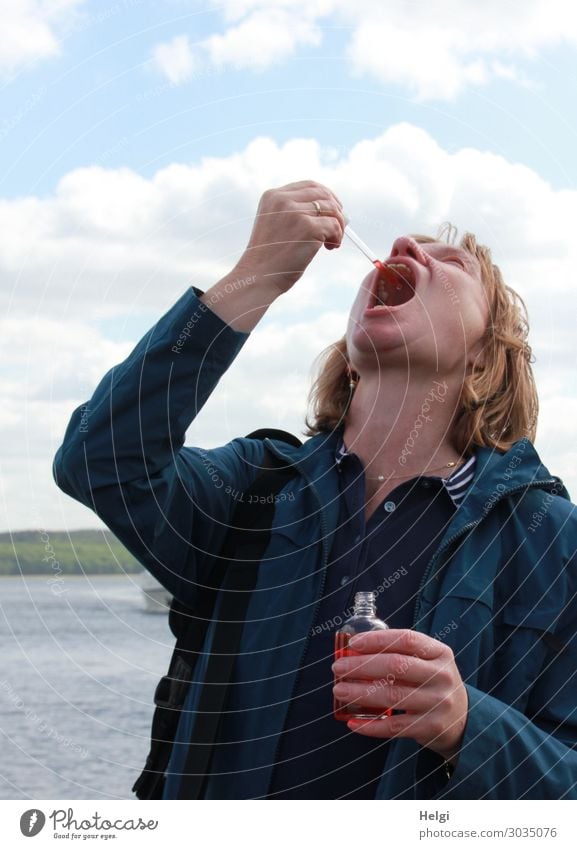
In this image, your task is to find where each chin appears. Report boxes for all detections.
[347,324,408,365]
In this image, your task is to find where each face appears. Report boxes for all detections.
[346,235,490,378]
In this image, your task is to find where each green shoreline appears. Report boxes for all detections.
[0,529,142,576]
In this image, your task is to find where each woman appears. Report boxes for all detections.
[53,180,577,799]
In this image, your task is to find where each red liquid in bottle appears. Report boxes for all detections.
[333,631,393,722]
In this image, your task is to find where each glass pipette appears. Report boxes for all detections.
[344,222,387,276]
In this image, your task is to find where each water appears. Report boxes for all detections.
[0,574,174,800]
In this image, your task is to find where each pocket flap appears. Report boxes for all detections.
[499,604,561,632]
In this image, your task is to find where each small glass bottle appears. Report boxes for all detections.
[333,591,393,722]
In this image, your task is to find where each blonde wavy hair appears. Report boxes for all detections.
[305,230,538,454]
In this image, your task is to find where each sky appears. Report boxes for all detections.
[1,0,577,532]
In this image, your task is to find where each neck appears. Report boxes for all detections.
[343,370,464,478]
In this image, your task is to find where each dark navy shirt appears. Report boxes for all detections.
[267,443,476,799]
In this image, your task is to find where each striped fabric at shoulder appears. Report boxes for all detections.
[443,455,476,507]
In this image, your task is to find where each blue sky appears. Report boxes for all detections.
[2,5,577,199]
[1,0,577,530]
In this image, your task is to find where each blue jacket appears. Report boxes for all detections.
[53,287,577,799]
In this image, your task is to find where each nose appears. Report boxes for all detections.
[390,236,421,261]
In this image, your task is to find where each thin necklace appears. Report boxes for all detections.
[366,459,462,482]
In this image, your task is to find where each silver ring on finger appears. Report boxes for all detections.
[312,200,322,216]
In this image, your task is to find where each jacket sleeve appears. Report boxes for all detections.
[52,286,263,606]
[424,603,577,799]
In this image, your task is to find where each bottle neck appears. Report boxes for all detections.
[353,591,377,617]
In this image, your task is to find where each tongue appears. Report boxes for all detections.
[375,262,415,307]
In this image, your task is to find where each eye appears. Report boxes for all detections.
[444,256,466,267]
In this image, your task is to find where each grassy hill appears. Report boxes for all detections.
[0,529,143,575]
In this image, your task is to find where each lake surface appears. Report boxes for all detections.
[0,574,173,800]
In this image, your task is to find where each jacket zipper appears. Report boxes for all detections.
[262,441,559,790]
[410,477,558,628]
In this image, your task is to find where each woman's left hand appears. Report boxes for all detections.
[332,628,468,765]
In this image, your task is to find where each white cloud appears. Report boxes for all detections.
[0,315,134,530]
[0,0,86,78]
[152,0,577,99]
[151,34,197,85]
[4,123,577,527]
[346,19,488,102]
[535,396,577,498]
[3,123,577,324]
[202,8,321,71]
[151,6,322,81]
[0,315,133,403]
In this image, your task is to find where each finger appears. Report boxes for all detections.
[298,201,346,244]
[322,218,344,249]
[298,198,342,216]
[348,628,447,661]
[332,652,435,686]
[296,216,344,251]
[276,180,326,192]
[333,679,430,712]
[258,185,342,218]
[346,711,429,740]
[283,183,344,209]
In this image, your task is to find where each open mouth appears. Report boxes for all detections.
[372,262,416,308]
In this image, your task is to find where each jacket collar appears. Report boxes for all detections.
[462,439,567,506]
[432,438,568,547]
[264,431,568,542]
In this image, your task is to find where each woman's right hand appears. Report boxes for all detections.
[235,180,346,295]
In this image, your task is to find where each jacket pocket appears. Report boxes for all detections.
[427,590,494,685]
[490,604,561,711]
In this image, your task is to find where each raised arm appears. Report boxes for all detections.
[198,180,344,331]
[52,181,344,604]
